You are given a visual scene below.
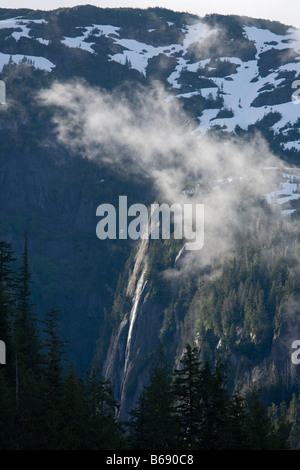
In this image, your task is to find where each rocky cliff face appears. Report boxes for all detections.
[103,236,150,417]
[104,232,300,418]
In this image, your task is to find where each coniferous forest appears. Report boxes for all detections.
[0,235,299,450]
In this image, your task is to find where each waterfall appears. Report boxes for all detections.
[103,206,161,416]
[102,232,149,415]
[120,235,149,405]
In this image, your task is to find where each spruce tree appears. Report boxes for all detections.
[0,372,15,449]
[85,371,125,450]
[127,392,148,450]
[41,309,66,449]
[0,241,16,448]
[59,366,88,450]
[286,393,300,449]
[127,347,179,450]
[172,345,203,449]
[13,233,42,449]
[244,388,288,449]
[0,240,16,374]
[14,233,40,372]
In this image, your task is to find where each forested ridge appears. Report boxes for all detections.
[100,194,300,444]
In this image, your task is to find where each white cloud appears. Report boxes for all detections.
[39,80,289,274]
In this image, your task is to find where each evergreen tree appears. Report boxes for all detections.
[225,391,249,449]
[0,240,16,286]
[196,359,232,449]
[269,402,292,450]
[0,241,16,375]
[127,392,148,450]
[13,234,43,449]
[0,372,15,449]
[244,388,287,449]
[0,241,17,448]
[42,309,65,399]
[14,233,40,372]
[40,309,66,449]
[127,346,179,450]
[85,370,125,450]
[287,393,300,449]
[172,345,203,449]
[59,366,88,450]
[173,348,243,450]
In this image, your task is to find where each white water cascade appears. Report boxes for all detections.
[120,235,149,404]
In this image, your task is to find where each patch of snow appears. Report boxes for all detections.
[0,52,55,72]
[109,21,219,78]
[183,22,220,49]
[200,87,218,99]
[281,141,300,151]
[62,24,120,53]
[62,35,94,52]
[176,91,200,99]
[282,209,297,215]
[243,26,300,58]
[35,38,50,46]
[0,17,47,42]
[110,37,183,75]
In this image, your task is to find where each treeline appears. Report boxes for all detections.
[127,345,290,450]
[269,393,300,450]
[0,236,295,449]
[0,237,124,450]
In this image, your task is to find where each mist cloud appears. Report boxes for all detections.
[39,79,291,274]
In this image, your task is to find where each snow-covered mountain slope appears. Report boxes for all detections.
[0,7,299,159]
